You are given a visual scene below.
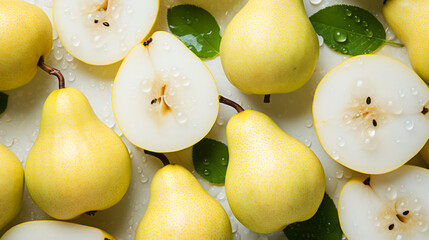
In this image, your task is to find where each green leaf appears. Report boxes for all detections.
[192,138,228,184]
[283,193,343,240]
[167,4,221,59]
[310,5,403,56]
[0,92,8,114]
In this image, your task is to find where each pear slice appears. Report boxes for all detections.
[53,0,159,65]
[0,220,116,240]
[112,31,219,153]
[313,55,429,174]
[339,165,429,240]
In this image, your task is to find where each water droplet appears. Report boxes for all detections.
[337,137,346,147]
[54,49,63,60]
[361,21,368,27]
[65,53,74,62]
[203,158,210,166]
[396,234,404,240]
[185,18,192,24]
[140,174,148,183]
[332,151,340,160]
[66,71,76,82]
[411,87,418,95]
[217,191,226,200]
[305,120,313,128]
[345,9,352,17]
[335,169,344,179]
[412,197,423,211]
[317,35,324,47]
[203,169,210,176]
[71,36,80,47]
[220,157,228,166]
[404,120,414,131]
[365,29,373,37]
[334,31,347,43]
[416,173,423,182]
[354,15,361,23]
[140,77,152,93]
[417,221,429,232]
[163,42,170,51]
[126,5,134,13]
[309,0,323,5]
[4,138,14,147]
[367,127,376,137]
[304,139,312,147]
[394,137,400,144]
[176,112,188,124]
[385,185,397,200]
[397,90,405,98]
[341,47,348,54]
[217,116,225,126]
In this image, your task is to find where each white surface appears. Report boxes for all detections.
[1,0,427,239]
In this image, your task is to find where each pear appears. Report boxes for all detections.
[219,0,319,96]
[220,97,325,234]
[53,0,159,65]
[0,0,52,90]
[112,31,219,152]
[339,165,429,240]
[313,55,429,174]
[0,220,116,240]
[383,0,429,83]
[0,144,23,231]
[25,87,132,220]
[135,152,232,240]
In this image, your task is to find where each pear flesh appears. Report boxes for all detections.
[313,55,429,174]
[0,220,116,240]
[112,31,219,153]
[0,0,52,90]
[135,164,232,240]
[0,144,23,231]
[25,87,132,220]
[339,165,429,240]
[53,0,159,65]
[220,0,319,94]
[225,110,325,234]
[383,0,429,83]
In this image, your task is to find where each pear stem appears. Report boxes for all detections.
[219,95,245,113]
[264,94,271,103]
[144,150,170,166]
[38,57,65,89]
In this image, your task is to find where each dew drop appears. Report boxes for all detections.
[93,35,101,42]
[334,31,347,43]
[71,36,80,47]
[317,35,324,47]
[404,120,414,131]
[217,116,225,126]
[185,18,192,24]
[335,169,344,179]
[416,173,423,182]
[65,53,74,62]
[305,120,313,128]
[126,5,134,13]
[216,191,226,200]
[412,197,423,211]
[365,29,373,37]
[203,158,210,166]
[385,186,397,200]
[411,87,418,95]
[341,47,348,54]
[309,0,323,5]
[66,71,76,82]
[332,151,340,160]
[361,20,368,27]
[367,127,376,137]
[54,49,63,60]
[176,112,188,124]
[417,221,429,232]
[164,42,170,51]
[140,77,152,93]
[220,157,228,166]
[337,136,346,147]
[304,139,312,147]
[397,90,405,98]
[345,9,352,17]
[396,234,403,240]
[354,15,361,23]
[203,169,210,176]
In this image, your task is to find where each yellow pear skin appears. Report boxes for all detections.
[135,164,232,240]
[25,87,131,220]
[0,0,52,90]
[225,110,325,233]
[0,144,23,231]
[220,0,319,95]
[383,0,429,83]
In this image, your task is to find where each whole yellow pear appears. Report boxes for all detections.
[25,87,131,220]
[0,144,23,230]
[135,164,232,240]
[225,110,325,233]
[0,0,52,90]
[220,0,319,95]
[383,0,429,83]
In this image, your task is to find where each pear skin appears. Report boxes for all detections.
[220,0,319,94]
[0,144,23,231]
[25,87,131,220]
[383,0,429,83]
[135,164,232,240]
[225,110,325,233]
[0,0,52,90]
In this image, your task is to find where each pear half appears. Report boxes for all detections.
[53,0,159,65]
[112,31,219,153]
[0,220,115,240]
[339,165,429,240]
[313,55,429,174]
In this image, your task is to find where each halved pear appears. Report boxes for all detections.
[0,220,115,240]
[112,31,219,152]
[313,55,429,174]
[339,165,429,240]
[53,0,159,65]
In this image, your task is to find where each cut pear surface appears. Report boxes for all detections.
[339,165,429,240]
[313,55,429,174]
[53,0,159,65]
[0,220,116,240]
[112,31,219,152]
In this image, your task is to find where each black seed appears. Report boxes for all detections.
[143,38,153,46]
[422,107,428,115]
[151,99,157,104]
[94,19,99,23]
[85,210,97,216]
[366,97,371,105]
[372,119,377,127]
[388,224,394,230]
[403,210,409,215]
[363,177,370,186]
[103,22,110,27]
